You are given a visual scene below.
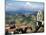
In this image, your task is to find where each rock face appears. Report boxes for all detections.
[37,10,43,21]
[37,27,44,32]
[26,28,32,33]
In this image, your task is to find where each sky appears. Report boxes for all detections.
[5,0,44,11]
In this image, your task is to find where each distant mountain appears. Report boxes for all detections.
[5,11,16,16]
[5,9,38,16]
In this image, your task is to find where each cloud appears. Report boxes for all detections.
[16,0,30,1]
[5,1,44,11]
